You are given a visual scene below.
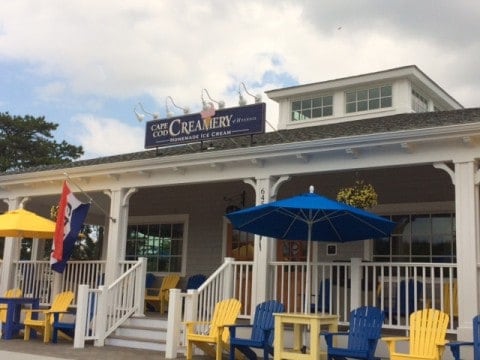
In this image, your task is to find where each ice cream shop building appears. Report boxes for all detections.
[0,65,479,358]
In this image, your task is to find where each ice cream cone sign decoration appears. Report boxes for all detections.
[201,102,215,128]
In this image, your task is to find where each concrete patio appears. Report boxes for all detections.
[0,338,210,360]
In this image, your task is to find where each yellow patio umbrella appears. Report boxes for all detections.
[0,208,56,238]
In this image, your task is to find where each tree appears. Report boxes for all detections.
[0,112,83,172]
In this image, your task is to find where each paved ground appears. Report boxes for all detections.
[0,338,211,360]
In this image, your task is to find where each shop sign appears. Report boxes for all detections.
[144,103,266,149]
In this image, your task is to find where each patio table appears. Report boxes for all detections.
[0,296,40,339]
[273,312,338,360]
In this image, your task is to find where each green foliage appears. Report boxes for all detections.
[0,112,83,172]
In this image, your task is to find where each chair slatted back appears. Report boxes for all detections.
[160,274,180,300]
[348,306,384,352]
[250,300,285,346]
[185,274,206,290]
[49,291,75,324]
[409,309,449,358]
[209,298,241,343]
[443,281,458,318]
[0,288,23,322]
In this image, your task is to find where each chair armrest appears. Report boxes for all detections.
[184,320,210,334]
[23,308,48,321]
[322,331,349,347]
[382,336,409,343]
[227,324,253,338]
[382,336,409,354]
[48,310,73,322]
[447,341,474,360]
[227,324,253,329]
[145,288,159,295]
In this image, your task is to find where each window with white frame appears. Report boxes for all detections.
[291,95,333,121]
[126,215,187,273]
[373,213,455,263]
[412,89,428,113]
[345,85,392,113]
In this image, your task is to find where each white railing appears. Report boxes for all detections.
[363,261,458,331]
[74,258,146,348]
[13,260,106,306]
[14,260,55,305]
[166,257,253,358]
[268,259,458,331]
[269,260,352,321]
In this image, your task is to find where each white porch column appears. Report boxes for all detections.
[244,176,290,313]
[454,161,480,340]
[103,187,137,286]
[0,197,27,295]
[435,161,479,341]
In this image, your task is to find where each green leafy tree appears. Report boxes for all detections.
[0,112,83,172]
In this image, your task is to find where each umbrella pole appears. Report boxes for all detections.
[301,222,313,353]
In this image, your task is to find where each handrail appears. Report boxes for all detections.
[73,257,147,348]
[167,258,254,357]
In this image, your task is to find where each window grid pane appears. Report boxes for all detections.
[345,85,392,113]
[126,221,185,272]
[373,213,455,263]
[291,95,333,121]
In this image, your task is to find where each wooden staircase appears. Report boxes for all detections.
[105,315,170,352]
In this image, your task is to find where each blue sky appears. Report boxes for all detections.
[1,1,479,159]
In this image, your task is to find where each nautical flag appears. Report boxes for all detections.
[50,181,90,273]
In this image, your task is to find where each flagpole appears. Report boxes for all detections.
[63,172,116,223]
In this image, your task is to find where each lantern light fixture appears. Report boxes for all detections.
[238,82,262,106]
[133,102,160,122]
[202,88,225,110]
[166,96,189,118]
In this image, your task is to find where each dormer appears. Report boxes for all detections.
[266,65,463,130]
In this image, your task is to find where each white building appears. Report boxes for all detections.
[0,65,478,356]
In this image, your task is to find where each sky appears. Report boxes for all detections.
[0,0,479,160]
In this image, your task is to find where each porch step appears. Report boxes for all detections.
[105,315,169,352]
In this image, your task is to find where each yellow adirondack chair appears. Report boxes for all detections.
[382,308,449,360]
[23,291,75,343]
[145,274,180,313]
[0,288,23,324]
[185,298,242,360]
[443,281,458,319]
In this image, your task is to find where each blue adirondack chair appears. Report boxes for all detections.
[447,314,480,360]
[322,306,384,360]
[228,300,285,360]
[185,274,207,290]
[51,292,97,343]
[310,279,331,313]
[381,279,422,323]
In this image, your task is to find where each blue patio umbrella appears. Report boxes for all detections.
[226,185,396,313]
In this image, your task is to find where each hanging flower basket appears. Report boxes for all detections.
[336,180,378,209]
[50,205,59,220]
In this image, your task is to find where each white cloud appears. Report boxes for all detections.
[0,0,479,158]
[72,115,144,158]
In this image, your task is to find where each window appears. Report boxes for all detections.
[373,213,455,263]
[412,89,428,113]
[227,223,254,261]
[346,85,392,113]
[291,95,333,121]
[126,217,186,273]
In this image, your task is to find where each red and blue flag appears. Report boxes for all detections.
[50,181,90,273]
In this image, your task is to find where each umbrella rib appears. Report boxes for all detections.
[311,210,391,238]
